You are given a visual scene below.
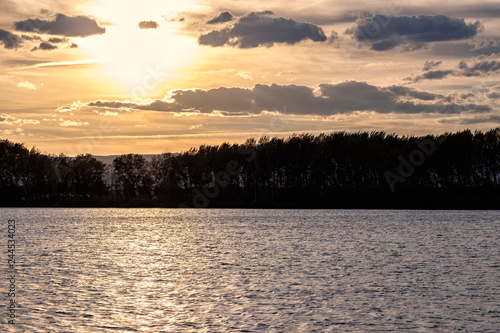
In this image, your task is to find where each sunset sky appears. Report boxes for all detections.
[1,0,499,155]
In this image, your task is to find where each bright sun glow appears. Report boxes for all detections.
[77,0,202,97]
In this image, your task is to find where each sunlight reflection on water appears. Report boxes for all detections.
[1,208,499,332]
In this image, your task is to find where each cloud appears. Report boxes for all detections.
[409,56,500,82]
[59,120,89,127]
[189,124,203,130]
[19,36,73,51]
[0,113,40,125]
[386,85,444,100]
[403,3,500,20]
[198,11,327,48]
[21,35,42,41]
[206,11,234,25]
[422,60,442,71]
[14,13,105,37]
[138,21,159,29]
[88,100,139,109]
[236,72,252,80]
[350,14,482,51]
[431,39,500,57]
[327,31,340,45]
[487,92,500,99]
[410,70,455,82]
[83,81,489,116]
[458,59,500,76]
[461,93,475,99]
[163,12,186,22]
[48,37,67,43]
[0,29,22,49]
[17,81,37,90]
[440,115,500,125]
[471,38,500,51]
[32,42,57,51]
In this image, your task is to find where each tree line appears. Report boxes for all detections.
[1,128,499,208]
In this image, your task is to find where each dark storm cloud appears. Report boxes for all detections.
[84,81,487,116]
[138,21,159,29]
[0,29,22,49]
[198,11,327,48]
[350,14,482,51]
[14,13,105,37]
[206,11,234,25]
[422,60,442,71]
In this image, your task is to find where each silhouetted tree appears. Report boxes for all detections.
[112,154,152,200]
[1,128,499,208]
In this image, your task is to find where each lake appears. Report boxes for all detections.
[1,209,499,332]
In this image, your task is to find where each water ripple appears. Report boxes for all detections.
[1,208,499,332]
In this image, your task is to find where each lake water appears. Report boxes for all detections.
[1,209,499,332]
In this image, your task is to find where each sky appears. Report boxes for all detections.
[1,0,499,155]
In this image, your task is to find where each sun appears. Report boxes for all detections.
[76,0,202,98]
